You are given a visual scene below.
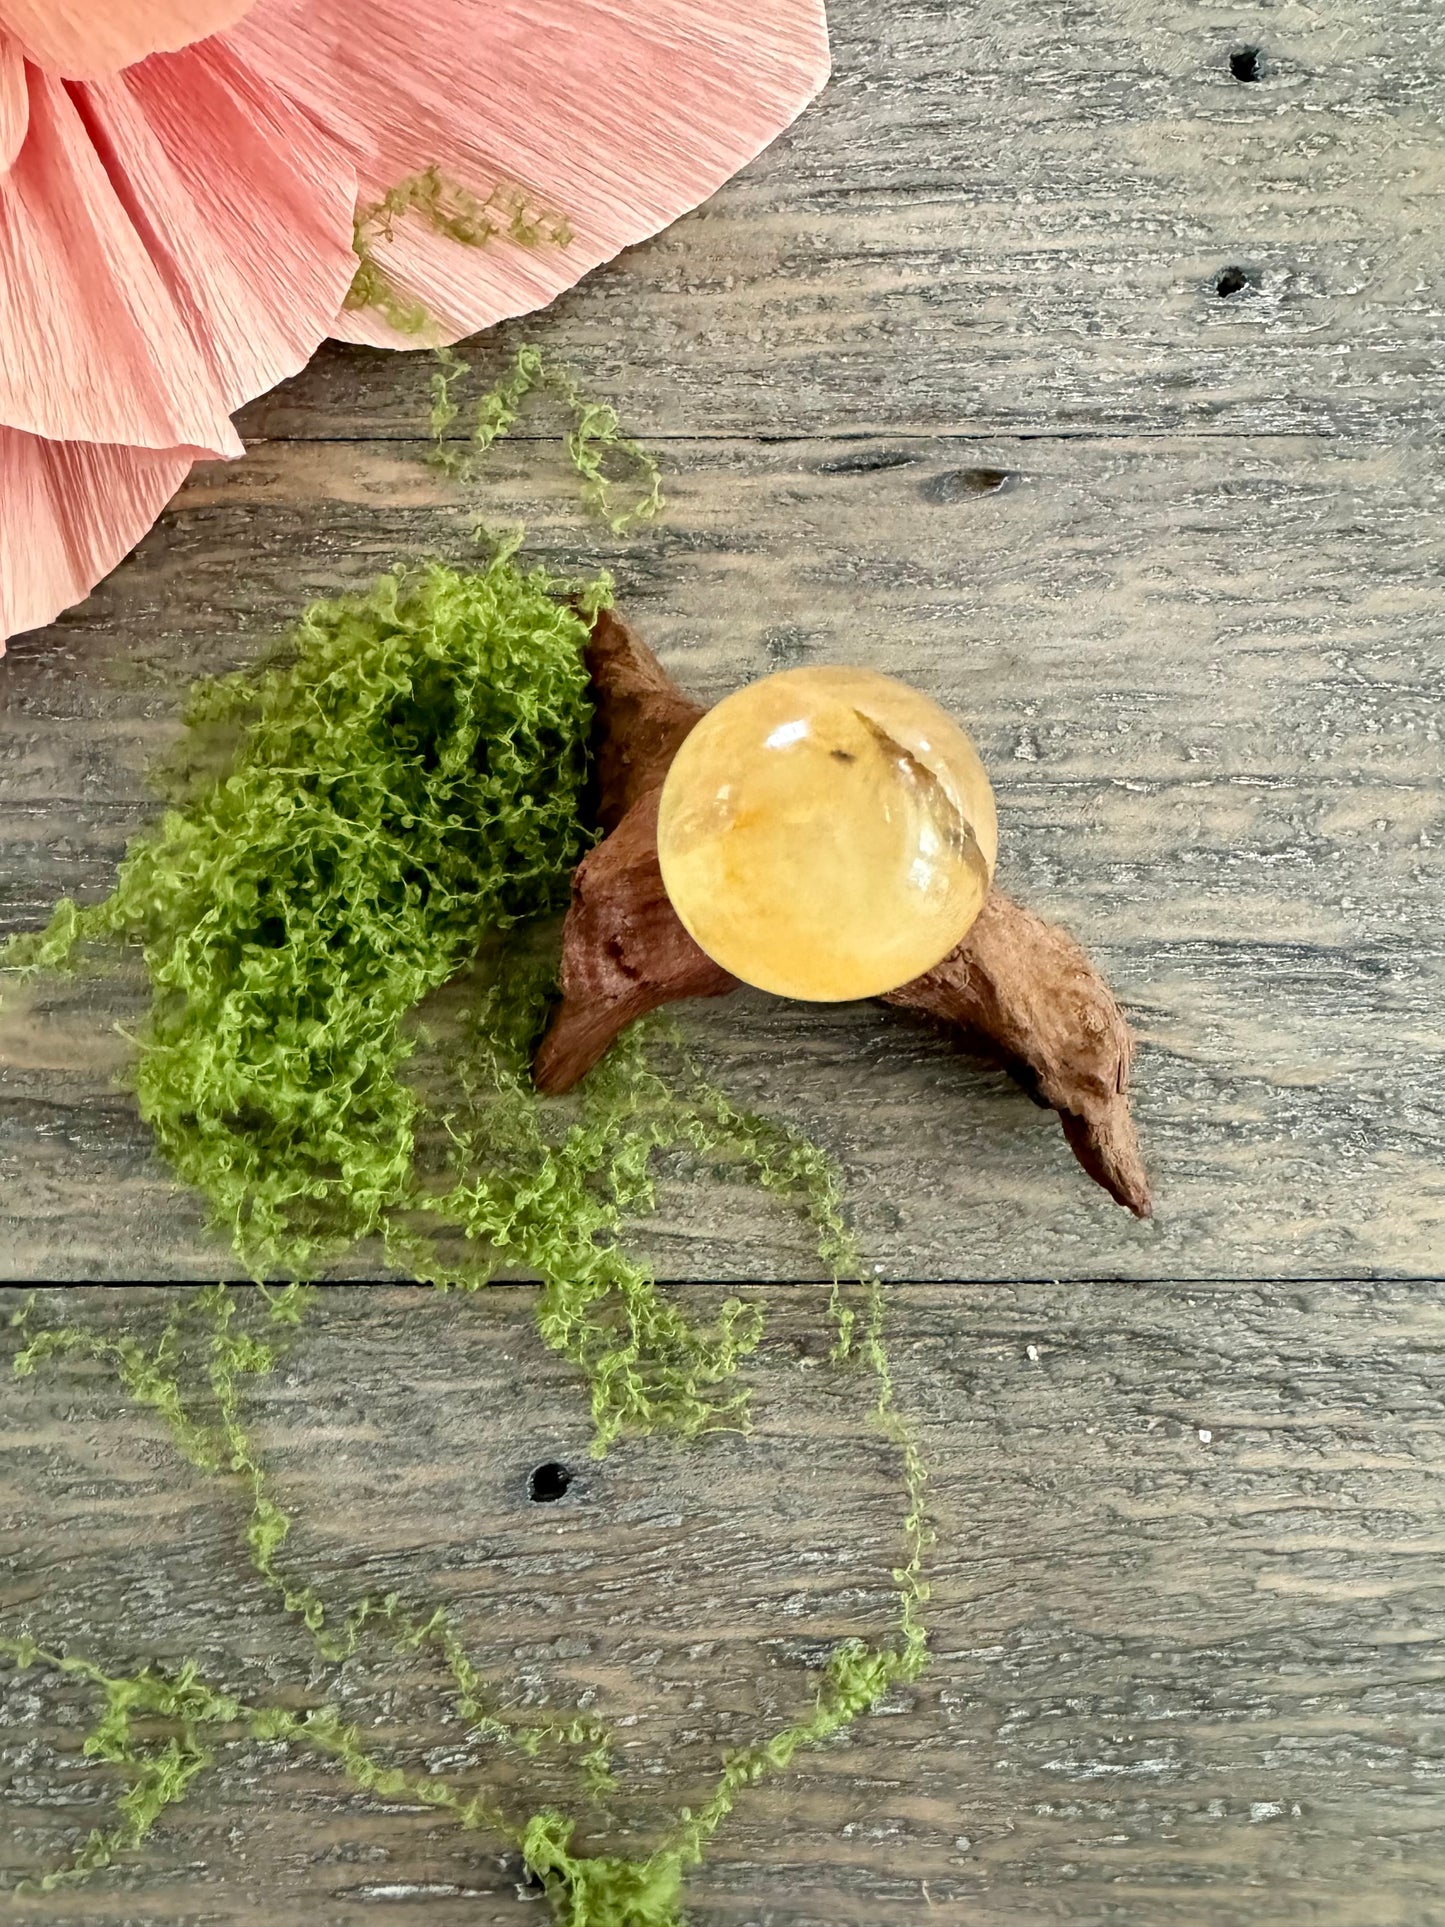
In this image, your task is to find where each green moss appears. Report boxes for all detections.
[0,362,930,1927]
[430,343,665,537]
[6,560,594,1269]
[346,166,573,336]
[5,1275,928,1927]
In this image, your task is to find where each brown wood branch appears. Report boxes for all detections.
[883,896,1151,1217]
[533,787,737,1093]
[584,606,707,832]
[536,609,1151,1216]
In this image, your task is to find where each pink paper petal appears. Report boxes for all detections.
[0,0,257,79]
[0,69,241,454]
[95,40,360,413]
[0,30,25,175]
[0,42,357,455]
[230,0,830,348]
[0,427,195,651]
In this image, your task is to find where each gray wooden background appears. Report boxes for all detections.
[2,0,1444,1921]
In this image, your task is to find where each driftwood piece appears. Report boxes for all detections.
[882,898,1150,1217]
[585,607,707,832]
[533,787,738,1093]
[533,613,735,1092]
[562,612,1153,1215]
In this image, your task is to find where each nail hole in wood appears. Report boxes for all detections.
[1214,265,1254,299]
[1229,46,1262,82]
[528,1461,573,1503]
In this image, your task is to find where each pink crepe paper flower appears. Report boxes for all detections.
[0,0,829,652]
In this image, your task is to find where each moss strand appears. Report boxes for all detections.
[346,166,573,337]
[0,356,929,1927]
[5,1276,927,1927]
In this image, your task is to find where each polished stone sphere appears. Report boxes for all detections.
[656,665,997,1002]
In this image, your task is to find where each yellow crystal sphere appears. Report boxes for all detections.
[657,665,998,1002]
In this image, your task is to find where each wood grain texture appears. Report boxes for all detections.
[2,4,1444,1919]
[4,1283,1445,1927]
[240,0,1445,443]
[1,435,1440,1279]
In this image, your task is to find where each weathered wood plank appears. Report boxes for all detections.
[2,7,1441,1926]
[240,0,1445,443]
[2,436,1440,1280]
[4,1282,1444,1927]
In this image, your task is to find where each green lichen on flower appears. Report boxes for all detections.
[346,165,573,336]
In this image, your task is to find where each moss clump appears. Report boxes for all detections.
[7,559,596,1271]
[1,553,930,1927]
[1,555,854,1445]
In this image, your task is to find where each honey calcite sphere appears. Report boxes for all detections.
[657,666,997,1002]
